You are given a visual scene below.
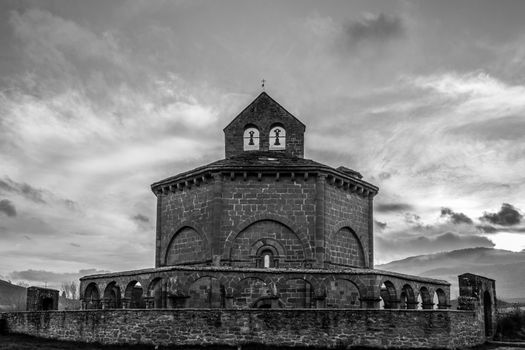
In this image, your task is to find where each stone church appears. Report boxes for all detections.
[80,92,451,311]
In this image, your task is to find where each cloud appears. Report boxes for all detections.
[8,269,109,287]
[374,220,387,230]
[450,115,525,141]
[440,207,473,225]
[476,224,525,234]
[345,13,405,45]
[476,225,498,234]
[132,214,150,223]
[8,8,128,79]
[480,203,523,226]
[378,172,392,180]
[0,178,46,203]
[0,199,17,217]
[375,202,413,213]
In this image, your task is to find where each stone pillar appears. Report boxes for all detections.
[121,298,131,309]
[315,174,326,268]
[437,303,451,310]
[144,297,154,309]
[314,295,326,308]
[224,295,234,309]
[421,302,434,310]
[155,191,163,268]
[386,299,402,309]
[406,301,419,310]
[360,297,381,309]
[269,296,280,308]
[368,195,374,268]
[101,299,110,309]
[162,279,168,308]
[210,172,223,265]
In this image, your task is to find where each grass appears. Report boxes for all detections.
[0,334,160,350]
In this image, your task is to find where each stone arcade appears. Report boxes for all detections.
[80,92,452,311]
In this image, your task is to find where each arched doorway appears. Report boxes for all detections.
[124,281,145,308]
[400,284,416,309]
[103,282,121,309]
[484,290,493,337]
[84,282,101,309]
[379,281,397,309]
[41,297,54,310]
[419,287,433,309]
[147,278,163,308]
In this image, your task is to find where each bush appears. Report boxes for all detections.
[0,318,8,335]
[496,306,525,341]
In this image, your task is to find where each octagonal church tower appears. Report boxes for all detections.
[81,92,451,313]
[151,92,378,271]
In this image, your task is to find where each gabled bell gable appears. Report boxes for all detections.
[224,92,306,158]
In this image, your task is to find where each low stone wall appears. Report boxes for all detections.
[0,309,483,349]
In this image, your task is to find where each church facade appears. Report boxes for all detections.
[80,93,451,311]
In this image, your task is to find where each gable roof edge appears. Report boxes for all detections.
[223,92,306,132]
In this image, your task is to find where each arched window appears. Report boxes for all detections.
[260,249,274,268]
[269,125,286,150]
[244,126,260,151]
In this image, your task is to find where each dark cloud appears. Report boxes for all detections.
[0,199,17,217]
[0,177,79,211]
[376,202,413,212]
[132,214,150,223]
[440,207,473,225]
[374,220,387,230]
[476,225,498,233]
[480,203,523,226]
[0,177,46,204]
[476,224,525,234]
[426,232,494,249]
[450,116,525,141]
[345,13,405,45]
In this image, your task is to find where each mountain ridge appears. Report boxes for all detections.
[0,279,27,311]
[376,247,525,299]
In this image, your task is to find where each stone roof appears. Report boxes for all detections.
[151,151,378,194]
[223,92,306,132]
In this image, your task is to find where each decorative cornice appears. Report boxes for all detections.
[152,166,378,199]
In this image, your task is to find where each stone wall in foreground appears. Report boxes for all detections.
[0,309,484,349]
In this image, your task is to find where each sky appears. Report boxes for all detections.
[1,0,525,289]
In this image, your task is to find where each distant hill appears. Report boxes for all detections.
[376,247,525,300]
[0,279,26,311]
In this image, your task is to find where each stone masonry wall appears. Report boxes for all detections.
[0,309,484,349]
[221,176,316,264]
[328,228,365,268]
[230,220,305,268]
[26,287,59,311]
[159,184,214,266]
[324,184,370,268]
[165,227,208,265]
